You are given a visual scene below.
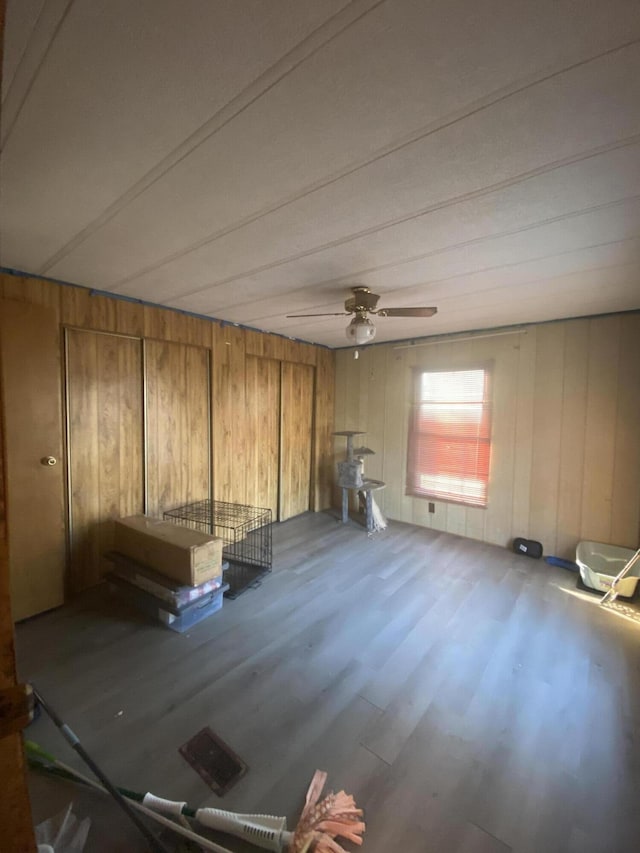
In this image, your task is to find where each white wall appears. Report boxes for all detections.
[334,313,640,558]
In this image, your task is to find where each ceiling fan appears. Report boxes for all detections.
[287,286,437,345]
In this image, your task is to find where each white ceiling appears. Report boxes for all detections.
[2,0,640,347]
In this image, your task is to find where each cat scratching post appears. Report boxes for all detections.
[334,431,386,532]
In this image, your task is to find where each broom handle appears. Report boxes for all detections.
[46,759,236,853]
[612,549,640,585]
[600,548,640,604]
[31,686,171,853]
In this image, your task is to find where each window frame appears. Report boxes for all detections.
[406,363,493,509]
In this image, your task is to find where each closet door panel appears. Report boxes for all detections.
[145,340,211,517]
[67,329,144,591]
[280,362,314,520]
[245,355,280,517]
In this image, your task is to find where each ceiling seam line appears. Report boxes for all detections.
[284,280,640,338]
[368,258,640,308]
[0,0,76,151]
[230,262,640,333]
[146,134,640,303]
[79,36,640,290]
[36,0,389,274]
[189,246,640,324]
[227,236,640,324]
[274,273,639,329]
[0,0,47,108]
[170,197,640,316]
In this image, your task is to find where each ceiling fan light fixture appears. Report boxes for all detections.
[346,315,376,345]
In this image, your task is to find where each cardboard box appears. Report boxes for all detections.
[114,516,223,587]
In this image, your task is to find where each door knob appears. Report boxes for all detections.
[41,456,57,466]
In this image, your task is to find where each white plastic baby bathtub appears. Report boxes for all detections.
[576,540,640,598]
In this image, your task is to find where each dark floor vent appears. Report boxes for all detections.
[179,727,247,795]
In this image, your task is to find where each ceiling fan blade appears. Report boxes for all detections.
[286,312,351,318]
[376,307,438,318]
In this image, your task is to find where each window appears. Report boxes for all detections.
[407,367,492,507]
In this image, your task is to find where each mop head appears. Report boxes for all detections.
[290,770,365,853]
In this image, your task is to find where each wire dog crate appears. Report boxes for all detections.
[163,500,272,598]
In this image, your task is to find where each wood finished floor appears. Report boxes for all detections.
[18,512,640,853]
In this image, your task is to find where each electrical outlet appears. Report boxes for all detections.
[428,502,435,513]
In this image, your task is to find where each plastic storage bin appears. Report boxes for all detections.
[576,540,639,597]
[105,550,224,607]
[157,587,227,632]
[107,572,228,633]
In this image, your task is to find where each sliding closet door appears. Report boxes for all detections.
[245,355,280,517]
[279,362,314,521]
[66,329,144,592]
[145,340,211,517]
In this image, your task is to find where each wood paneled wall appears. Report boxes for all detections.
[212,323,248,505]
[0,314,36,852]
[313,347,336,512]
[245,355,281,517]
[145,339,210,516]
[279,362,315,520]
[335,314,640,558]
[0,271,335,581]
[210,323,333,512]
[66,330,144,591]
